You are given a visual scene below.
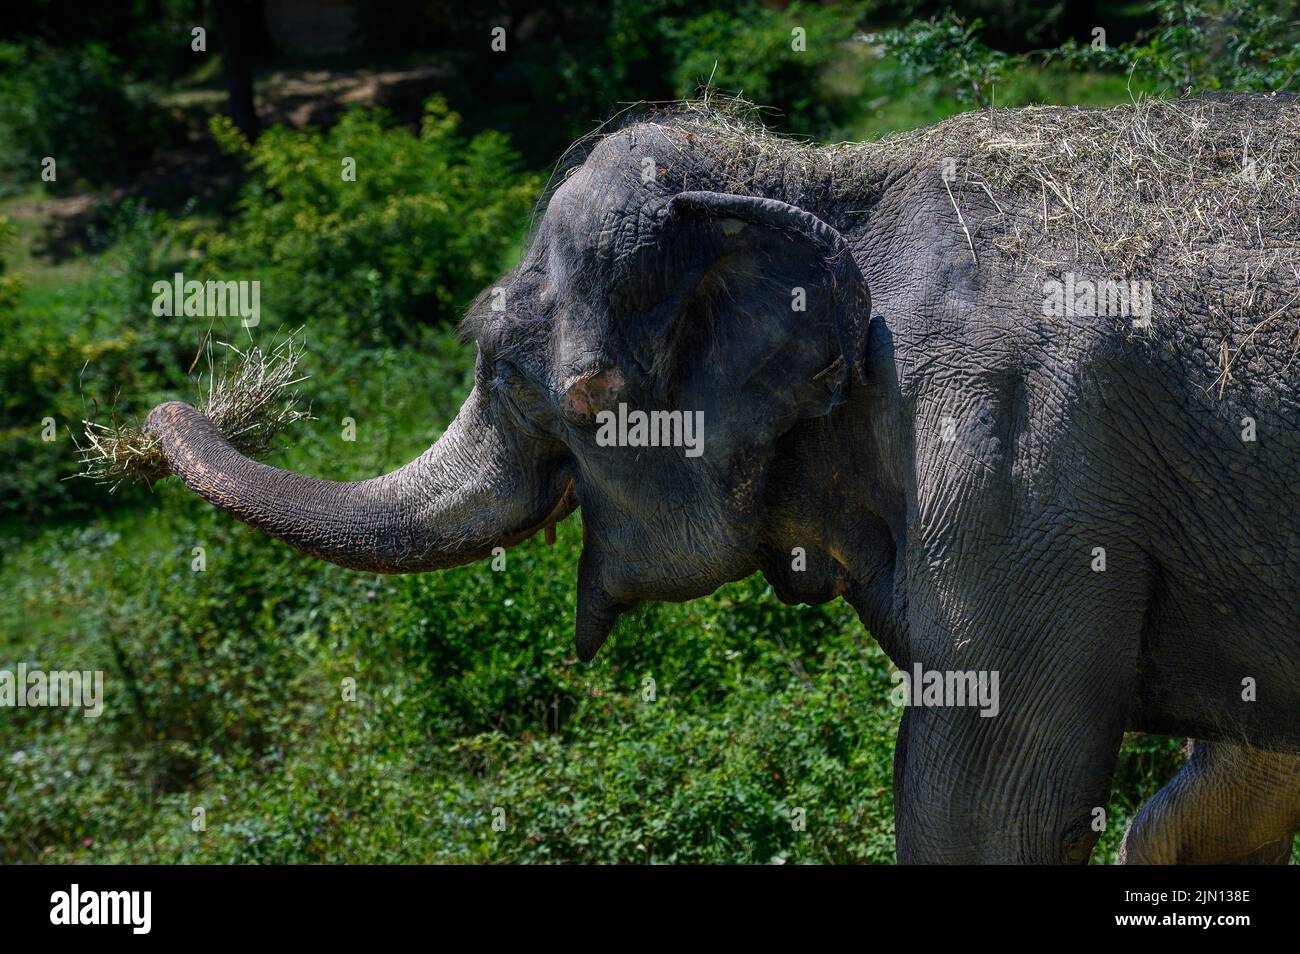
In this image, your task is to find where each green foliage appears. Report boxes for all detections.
[1056,0,1300,93]
[1,96,538,519]
[362,1,870,158]
[879,13,1010,107]
[664,1,869,134]
[0,442,898,863]
[6,0,201,82]
[0,202,191,518]
[200,98,539,341]
[0,42,171,193]
[0,214,21,312]
[883,1,1298,109]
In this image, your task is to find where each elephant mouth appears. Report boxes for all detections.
[530,478,579,545]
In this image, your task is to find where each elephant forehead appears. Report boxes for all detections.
[545,163,667,264]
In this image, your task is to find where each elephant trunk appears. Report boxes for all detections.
[144,389,568,574]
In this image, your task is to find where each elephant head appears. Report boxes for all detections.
[146,122,871,660]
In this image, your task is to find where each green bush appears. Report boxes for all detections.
[355,1,870,160]
[1056,0,1300,93]
[661,1,868,134]
[201,97,540,341]
[0,482,900,863]
[0,201,193,519]
[883,1,1299,109]
[879,13,1009,108]
[0,214,21,311]
[2,96,539,520]
[0,42,171,194]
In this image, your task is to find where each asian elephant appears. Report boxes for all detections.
[143,95,1300,863]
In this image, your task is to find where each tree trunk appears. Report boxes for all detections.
[214,0,261,140]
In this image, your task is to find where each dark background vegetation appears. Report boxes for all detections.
[1,0,1296,862]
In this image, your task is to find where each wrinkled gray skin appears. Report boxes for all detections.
[146,109,1300,863]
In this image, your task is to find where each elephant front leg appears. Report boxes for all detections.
[892,378,1155,861]
[892,549,1147,863]
[894,686,1130,863]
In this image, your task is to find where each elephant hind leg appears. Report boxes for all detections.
[1120,739,1300,864]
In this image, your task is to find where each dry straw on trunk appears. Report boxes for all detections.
[75,332,312,490]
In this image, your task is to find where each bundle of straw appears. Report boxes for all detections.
[74,333,311,490]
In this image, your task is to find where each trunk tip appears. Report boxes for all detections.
[144,400,202,438]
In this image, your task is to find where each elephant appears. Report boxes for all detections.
[143,94,1300,863]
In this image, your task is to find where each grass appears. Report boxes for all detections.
[0,190,98,288]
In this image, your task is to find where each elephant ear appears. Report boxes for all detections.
[610,190,870,437]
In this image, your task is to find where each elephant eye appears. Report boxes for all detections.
[490,358,550,415]
[473,349,516,390]
[492,358,524,391]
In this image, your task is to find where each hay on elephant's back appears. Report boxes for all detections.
[75,334,312,490]
[885,95,1298,275]
[668,93,1300,341]
[877,95,1300,359]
